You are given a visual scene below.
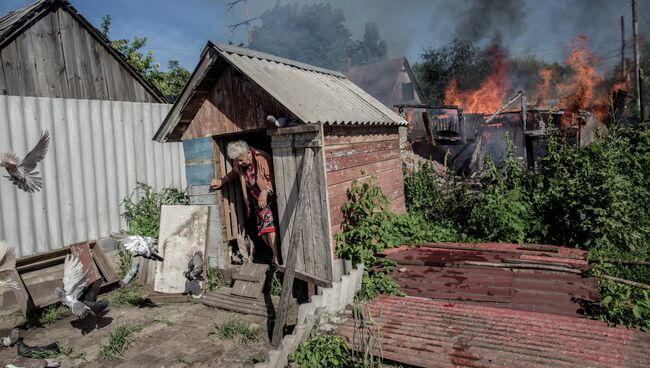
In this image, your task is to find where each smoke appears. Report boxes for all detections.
[453,0,525,44]
[238,0,650,65]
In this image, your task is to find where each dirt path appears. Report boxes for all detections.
[1,302,271,367]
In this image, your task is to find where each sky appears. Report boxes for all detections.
[1,0,649,73]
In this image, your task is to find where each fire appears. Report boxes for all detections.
[535,68,554,105]
[557,36,604,112]
[444,47,509,114]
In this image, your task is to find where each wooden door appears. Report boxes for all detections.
[269,125,333,284]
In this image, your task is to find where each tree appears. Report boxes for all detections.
[100,15,190,99]
[347,22,388,67]
[250,3,353,70]
[414,39,493,104]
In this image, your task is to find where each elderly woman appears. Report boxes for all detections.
[210,141,281,266]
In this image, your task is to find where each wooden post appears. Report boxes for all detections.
[640,68,645,121]
[271,148,314,347]
[621,15,627,81]
[632,0,641,117]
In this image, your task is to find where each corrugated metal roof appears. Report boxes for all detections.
[0,95,185,258]
[154,42,407,142]
[337,295,650,368]
[383,244,599,317]
[215,43,408,126]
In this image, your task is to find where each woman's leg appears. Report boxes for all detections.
[264,232,281,265]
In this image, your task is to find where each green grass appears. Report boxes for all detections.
[205,265,223,292]
[152,315,175,326]
[270,274,282,296]
[39,304,68,325]
[214,316,263,343]
[116,248,133,278]
[107,284,147,307]
[25,343,85,360]
[24,304,69,328]
[98,324,140,360]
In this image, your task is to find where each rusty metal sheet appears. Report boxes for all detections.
[383,244,598,317]
[337,295,650,368]
[69,242,99,285]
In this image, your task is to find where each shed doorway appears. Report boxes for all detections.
[212,129,276,266]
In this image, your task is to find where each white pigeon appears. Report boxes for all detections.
[55,254,92,318]
[0,240,19,290]
[111,234,163,261]
[1,130,50,193]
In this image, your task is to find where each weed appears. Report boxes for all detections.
[270,274,282,296]
[214,316,263,343]
[98,324,140,360]
[121,182,187,238]
[59,344,86,360]
[107,284,147,307]
[152,315,175,326]
[39,304,67,326]
[116,248,132,278]
[27,343,85,360]
[205,265,223,292]
[23,304,68,328]
[291,333,350,368]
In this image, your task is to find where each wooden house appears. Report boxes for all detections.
[0,0,166,102]
[154,42,407,284]
[343,57,424,108]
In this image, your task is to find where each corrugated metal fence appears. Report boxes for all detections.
[0,95,186,258]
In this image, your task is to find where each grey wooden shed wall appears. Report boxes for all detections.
[0,6,162,103]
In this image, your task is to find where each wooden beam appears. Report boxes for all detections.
[272,148,314,347]
[267,124,320,136]
[9,269,35,316]
[92,246,120,284]
[275,266,332,288]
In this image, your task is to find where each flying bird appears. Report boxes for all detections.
[0,240,19,290]
[111,234,164,261]
[55,254,108,319]
[184,250,204,281]
[1,130,50,193]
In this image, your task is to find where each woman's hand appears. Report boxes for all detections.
[259,189,268,208]
[210,178,223,189]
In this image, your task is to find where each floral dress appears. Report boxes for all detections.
[244,158,276,236]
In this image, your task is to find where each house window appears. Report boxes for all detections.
[402,82,414,101]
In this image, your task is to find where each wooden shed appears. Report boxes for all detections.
[0,0,166,102]
[154,42,407,284]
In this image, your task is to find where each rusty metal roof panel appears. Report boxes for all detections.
[382,244,598,317]
[214,43,408,127]
[337,295,650,368]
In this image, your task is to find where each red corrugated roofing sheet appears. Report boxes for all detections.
[337,295,650,368]
[382,243,599,317]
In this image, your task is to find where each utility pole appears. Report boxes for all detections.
[621,15,626,81]
[243,0,253,45]
[632,0,641,117]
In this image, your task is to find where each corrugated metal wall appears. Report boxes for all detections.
[0,95,185,258]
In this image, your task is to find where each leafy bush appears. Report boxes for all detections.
[291,334,350,368]
[121,182,187,237]
[402,126,650,329]
[335,178,462,300]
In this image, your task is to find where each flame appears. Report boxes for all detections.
[535,68,554,105]
[557,36,604,113]
[444,48,510,114]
